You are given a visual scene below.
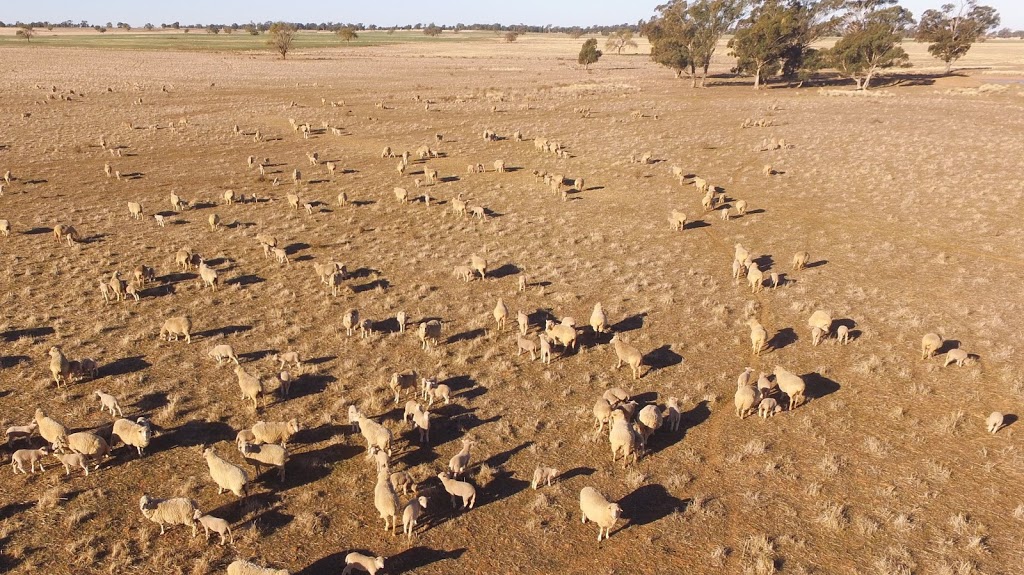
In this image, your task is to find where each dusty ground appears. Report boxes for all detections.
[0,32,1023,575]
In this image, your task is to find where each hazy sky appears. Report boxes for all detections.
[3,0,1022,30]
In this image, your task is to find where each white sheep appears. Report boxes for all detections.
[986,412,1005,434]
[808,310,832,343]
[270,351,301,371]
[469,254,487,279]
[811,326,826,347]
[402,496,428,539]
[531,466,558,489]
[0,219,10,237]
[773,366,807,410]
[545,320,577,353]
[609,411,640,466]
[227,559,290,575]
[448,438,474,477]
[209,344,240,366]
[396,311,407,334]
[603,387,630,406]
[390,470,415,495]
[198,261,219,290]
[944,348,969,367]
[251,419,300,447]
[747,265,764,293]
[193,510,233,545]
[836,325,851,345]
[516,333,539,360]
[203,447,249,497]
[590,303,608,334]
[419,320,442,350]
[411,408,430,443]
[423,380,451,407]
[53,451,90,476]
[610,334,644,379]
[160,317,192,343]
[139,494,198,536]
[34,408,68,450]
[539,334,552,365]
[343,309,360,336]
[64,431,111,465]
[921,333,943,359]
[663,397,683,432]
[579,486,622,541]
[347,405,363,432]
[128,201,143,220]
[374,469,401,534]
[747,319,767,355]
[516,310,530,336]
[236,429,257,451]
[239,441,286,481]
[342,553,384,575]
[235,366,265,410]
[758,397,781,418]
[493,298,509,331]
[735,373,760,418]
[437,471,477,509]
[48,345,71,387]
[11,446,51,473]
[593,398,613,433]
[5,422,37,447]
[111,417,152,457]
[355,413,392,457]
[94,390,124,417]
[390,370,417,405]
[792,251,810,270]
[636,404,664,448]
[668,210,687,231]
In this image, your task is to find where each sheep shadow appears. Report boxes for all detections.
[305,355,336,366]
[451,412,501,435]
[439,176,460,183]
[559,466,596,483]
[287,372,335,400]
[489,263,520,279]
[348,267,380,279]
[162,420,235,449]
[0,501,34,522]
[352,279,389,293]
[802,372,841,402]
[681,400,711,437]
[619,484,689,531]
[767,328,798,351]
[105,355,151,377]
[299,423,347,444]
[752,254,774,269]
[135,391,168,412]
[195,325,252,339]
[474,469,531,510]
[0,355,32,368]
[484,441,534,469]
[21,227,51,235]
[446,328,486,344]
[611,312,647,333]
[1,326,54,341]
[936,339,961,355]
[284,242,311,255]
[249,507,294,537]
[644,345,683,372]
[385,547,468,574]
[685,220,710,230]
[239,349,275,362]
[286,443,362,489]
[805,259,828,269]
[297,552,348,575]
[227,274,265,287]
[443,374,478,394]
[1003,414,1019,429]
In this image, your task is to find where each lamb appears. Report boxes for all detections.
[271,351,301,371]
[128,202,143,220]
[811,326,825,347]
[987,412,1005,434]
[539,334,552,364]
[516,333,538,360]
[108,271,127,302]
[470,254,487,279]
[422,378,451,406]
[251,419,300,447]
[48,345,72,387]
[234,365,265,410]
[837,325,851,345]
[532,466,559,489]
[545,320,577,352]
[437,471,477,509]
[493,298,509,331]
[451,194,468,217]
[579,486,622,541]
[193,510,233,545]
[758,397,781,418]
[227,560,290,575]
[160,316,192,343]
[93,390,123,417]
[53,451,90,476]
[609,411,640,466]
[921,333,943,359]
[343,309,360,336]
[808,311,832,344]
[277,369,291,394]
[354,413,393,457]
[209,344,240,366]
[239,441,287,481]
[5,422,37,447]
[610,334,644,379]
[11,446,51,473]
[773,366,807,410]
[374,468,401,533]
[757,372,775,397]
[453,265,474,282]
[175,248,194,271]
[342,553,385,575]
[133,264,156,286]
[590,303,608,334]
[402,496,428,539]
[203,447,249,497]
[418,320,441,350]
[389,370,418,405]
[770,272,780,289]
[448,438,474,477]
[663,397,683,432]
[668,210,687,231]
[792,251,810,271]
[111,417,152,457]
[748,319,767,355]
[139,494,198,536]
[34,408,68,450]
[944,348,969,367]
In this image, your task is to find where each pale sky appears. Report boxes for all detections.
[2,0,1021,30]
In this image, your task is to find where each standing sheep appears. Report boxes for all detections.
[532,466,559,489]
[418,320,441,350]
[402,496,428,539]
[160,317,192,343]
[663,397,683,432]
[34,408,68,451]
[792,251,810,271]
[610,334,644,379]
[208,344,240,366]
[773,366,807,410]
[590,303,608,334]
[579,486,622,541]
[239,441,287,481]
[111,417,152,457]
[193,510,233,545]
[808,310,832,344]
[493,298,509,331]
[139,494,198,536]
[234,366,265,410]
[203,447,249,497]
[921,333,944,359]
[747,319,767,355]
[11,446,52,473]
[48,346,72,387]
[374,468,401,534]
[251,419,300,447]
[448,438,474,477]
[437,471,477,509]
[342,553,384,575]
[94,390,124,417]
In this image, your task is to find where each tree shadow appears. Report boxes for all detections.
[1,326,54,341]
[802,372,841,402]
[767,328,797,352]
[105,355,152,377]
[619,484,689,531]
[446,328,485,344]
[644,345,682,372]
[611,312,647,333]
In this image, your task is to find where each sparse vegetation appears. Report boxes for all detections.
[267,21,297,59]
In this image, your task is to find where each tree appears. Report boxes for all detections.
[644,0,747,87]
[828,0,914,89]
[424,23,443,36]
[578,38,603,69]
[337,27,358,42]
[207,24,221,34]
[16,25,34,42]
[568,27,585,39]
[144,23,154,30]
[650,38,692,78]
[268,22,297,59]
[916,1,1000,73]
[606,28,638,54]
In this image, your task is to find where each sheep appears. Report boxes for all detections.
[734,243,750,265]
[663,397,683,432]
[747,265,764,293]
[193,510,233,545]
[369,446,390,474]
[222,189,236,205]
[227,560,290,575]
[236,430,257,452]
[239,441,286,481]
[593,398,614,433]
[139,494,198,536]
[34,409,68,450]
[234,366,265,410]
[609,411,640,466]
[610,334,644,379]
[422,378,451,406]
[515,310,530,336]
[133,264,156,286]
[354,413,393,457]
[338,191,348,205]
[808,311,832,344]
[381,146,393,158]
[0,219,9,237]
[374,469,401,533]
[411,408,430,443]
[470,205,486,219]
[292,169,301,185]
[419,320,441,350]
[64,431,111,465]
[5,422,37,447]
[128,202,143,220]
[532,466,559,489]
[53,451,90,476]
[271,351,301,371]
[944,348,969,367]
[342,553,385,575]
[921,333,944,359]
[539,334,553,365]
[209,344,240,366]
[792,251,810,271]
[603,387,630,406]
[170,192,186,212]
[545,320,577,353]
[160,317,192,343]
[448,438,474,477]
[450,194,468,217]
[175,248,193,271]
[493,298,509,331]
[48,345,72,387]
[470,254,487,279]
[735,376,760,418]
[668,210,687,231]
[773,366,807,410]
[437,471,477,509]
[702,191,716,212]
[396,311,407,334]
[402,496,428,539]
[424,167,438,184]
[579,486,622,541]
[636,405,664,448]
[770,271,780,289]
[734,199,748,215]
[342,309,360,336]
[516,333,538,360]
[811,326,825,347]
[251,419,300,447]
[987,412,1005,434]
[837,325,851,345]
[589,303,608,334]
[758,397,781,418]
[389,370,418,405]
[394,187,409,204]
[203,447,249,497]
[208,213,221,230]
[111,417,152,457]
[747,319,768,355]
[11,446,51,473]
[493,159,506,173]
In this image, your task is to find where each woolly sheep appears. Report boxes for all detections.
[773,366,807,410]
[808,311,832,343]
[515,310,530,336]
[209,344,240,366]
[5,422,37,447]
[663,397,682,432]
[390,470,415,495]
[758,397,781,418]
[423,379,451,407]
[516,333,538,360]
[139,494,198,536]
[419,320,441,350]
[34,408,68,450]
[921,333,943,359]
[734,199,748,215]
[270,352,301,371]
[539,334,552,365]
[111,417,152,457]
[396,311,407,334]
[203,447,249,497]
[236,429,257,451]
[734,243,750,264]
[53,451,90,476]
[579,486,622,541]
[593,398,614,433]
[390,370,417,405]
[223,189,235,205]
[208,213,221,230]
[453,265,474,282]
[609,411,640,466]
[747,319,767,355]
[227,559,290,575]
[770,271,780,289]
[411,408,430,443]
[757,372,775,397]
[837,325,851,345]
[493,298,508,331]
[532,466,558,489]
[610,334,644,379]
[239,441,286,481]
[90,390,122,417]
[160,317,192,343]
[355,413,393,457]
[747,265,764,293]
[394,187,408,203]
[374,469,401,533]
[170,192,186,212]
[343,309,360,336]
[0,219,9,237]
[792,251,810,271]
[944,348,969,367]
[128,202,143,220]
[987,412,1005,434]
[342,553,384,575]
[49,346,71,387]
[469,254,487,279]
[735,377,760,419]
[193,510,232,545]
[64,431,111,464]
[603,387,630,406]
[448,438,473,477]
[636,404,663,448]
[437,471,477,509]
[811,326,826,347]
[590,303,608,334]
[402,496,428,539]
[234,366,265,410]
[668,210,687,231]
[545,320,577,352]
[251,419,300,447]
[11,446,51,473]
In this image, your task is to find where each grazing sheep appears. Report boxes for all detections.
[338,191,348,205]
[418,320,441,350]
[437,471,477,509]
[423,167,438,184]
[921,333,943,359]
[453,265,475,282]
[532,466,558,489]
[128,202,143,220]
[402,496,428,539]
[748,319,767,355]
[773,366,807,410]
[944,348,969,367]
[610,334,644,379]
[493,298,509,331]
[811,326,826,347]
[808,311,832,344]
[133,265,156,286]
[470,254,487,279]
[270,247,290,266]
[579,486,622,541]
[139,494,198,536]
[234,366,265,410]
[270,352,301,371]
[837,325,851,345]
[593,398,614,433]
[609,411,640,466]
[53,451,90,476]
[160,316,192,343]
[34,408,68,450]
[987,412,1005,434]
[11,446,51,473]
[342,553,385,575]
[239,441,286,481]
[227,560,290,575]
[668,210,687,231]
[448,438,474,477]
[111,417,152,457]
[636,405,664,448]
[208,344,240,366]
[5,422,38,447]
[193,510,233,545]
[792,251,810,271]
[48,345,72,387]
[251,419,300,447]
[545,320,577,353]
[735,376,760,418]
[354,413,393,457]
[203,447,249,497]
[747,265,764,293]
[94,388,124,415]
[343,309,360,336]
[381,146,393,158]
[374,469,401,533]
[758,397,781,418]
[663,397,683,432]
[603,387,630,406]
[451,194,468,217]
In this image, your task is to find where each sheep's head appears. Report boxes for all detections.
[609,503,623,521]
